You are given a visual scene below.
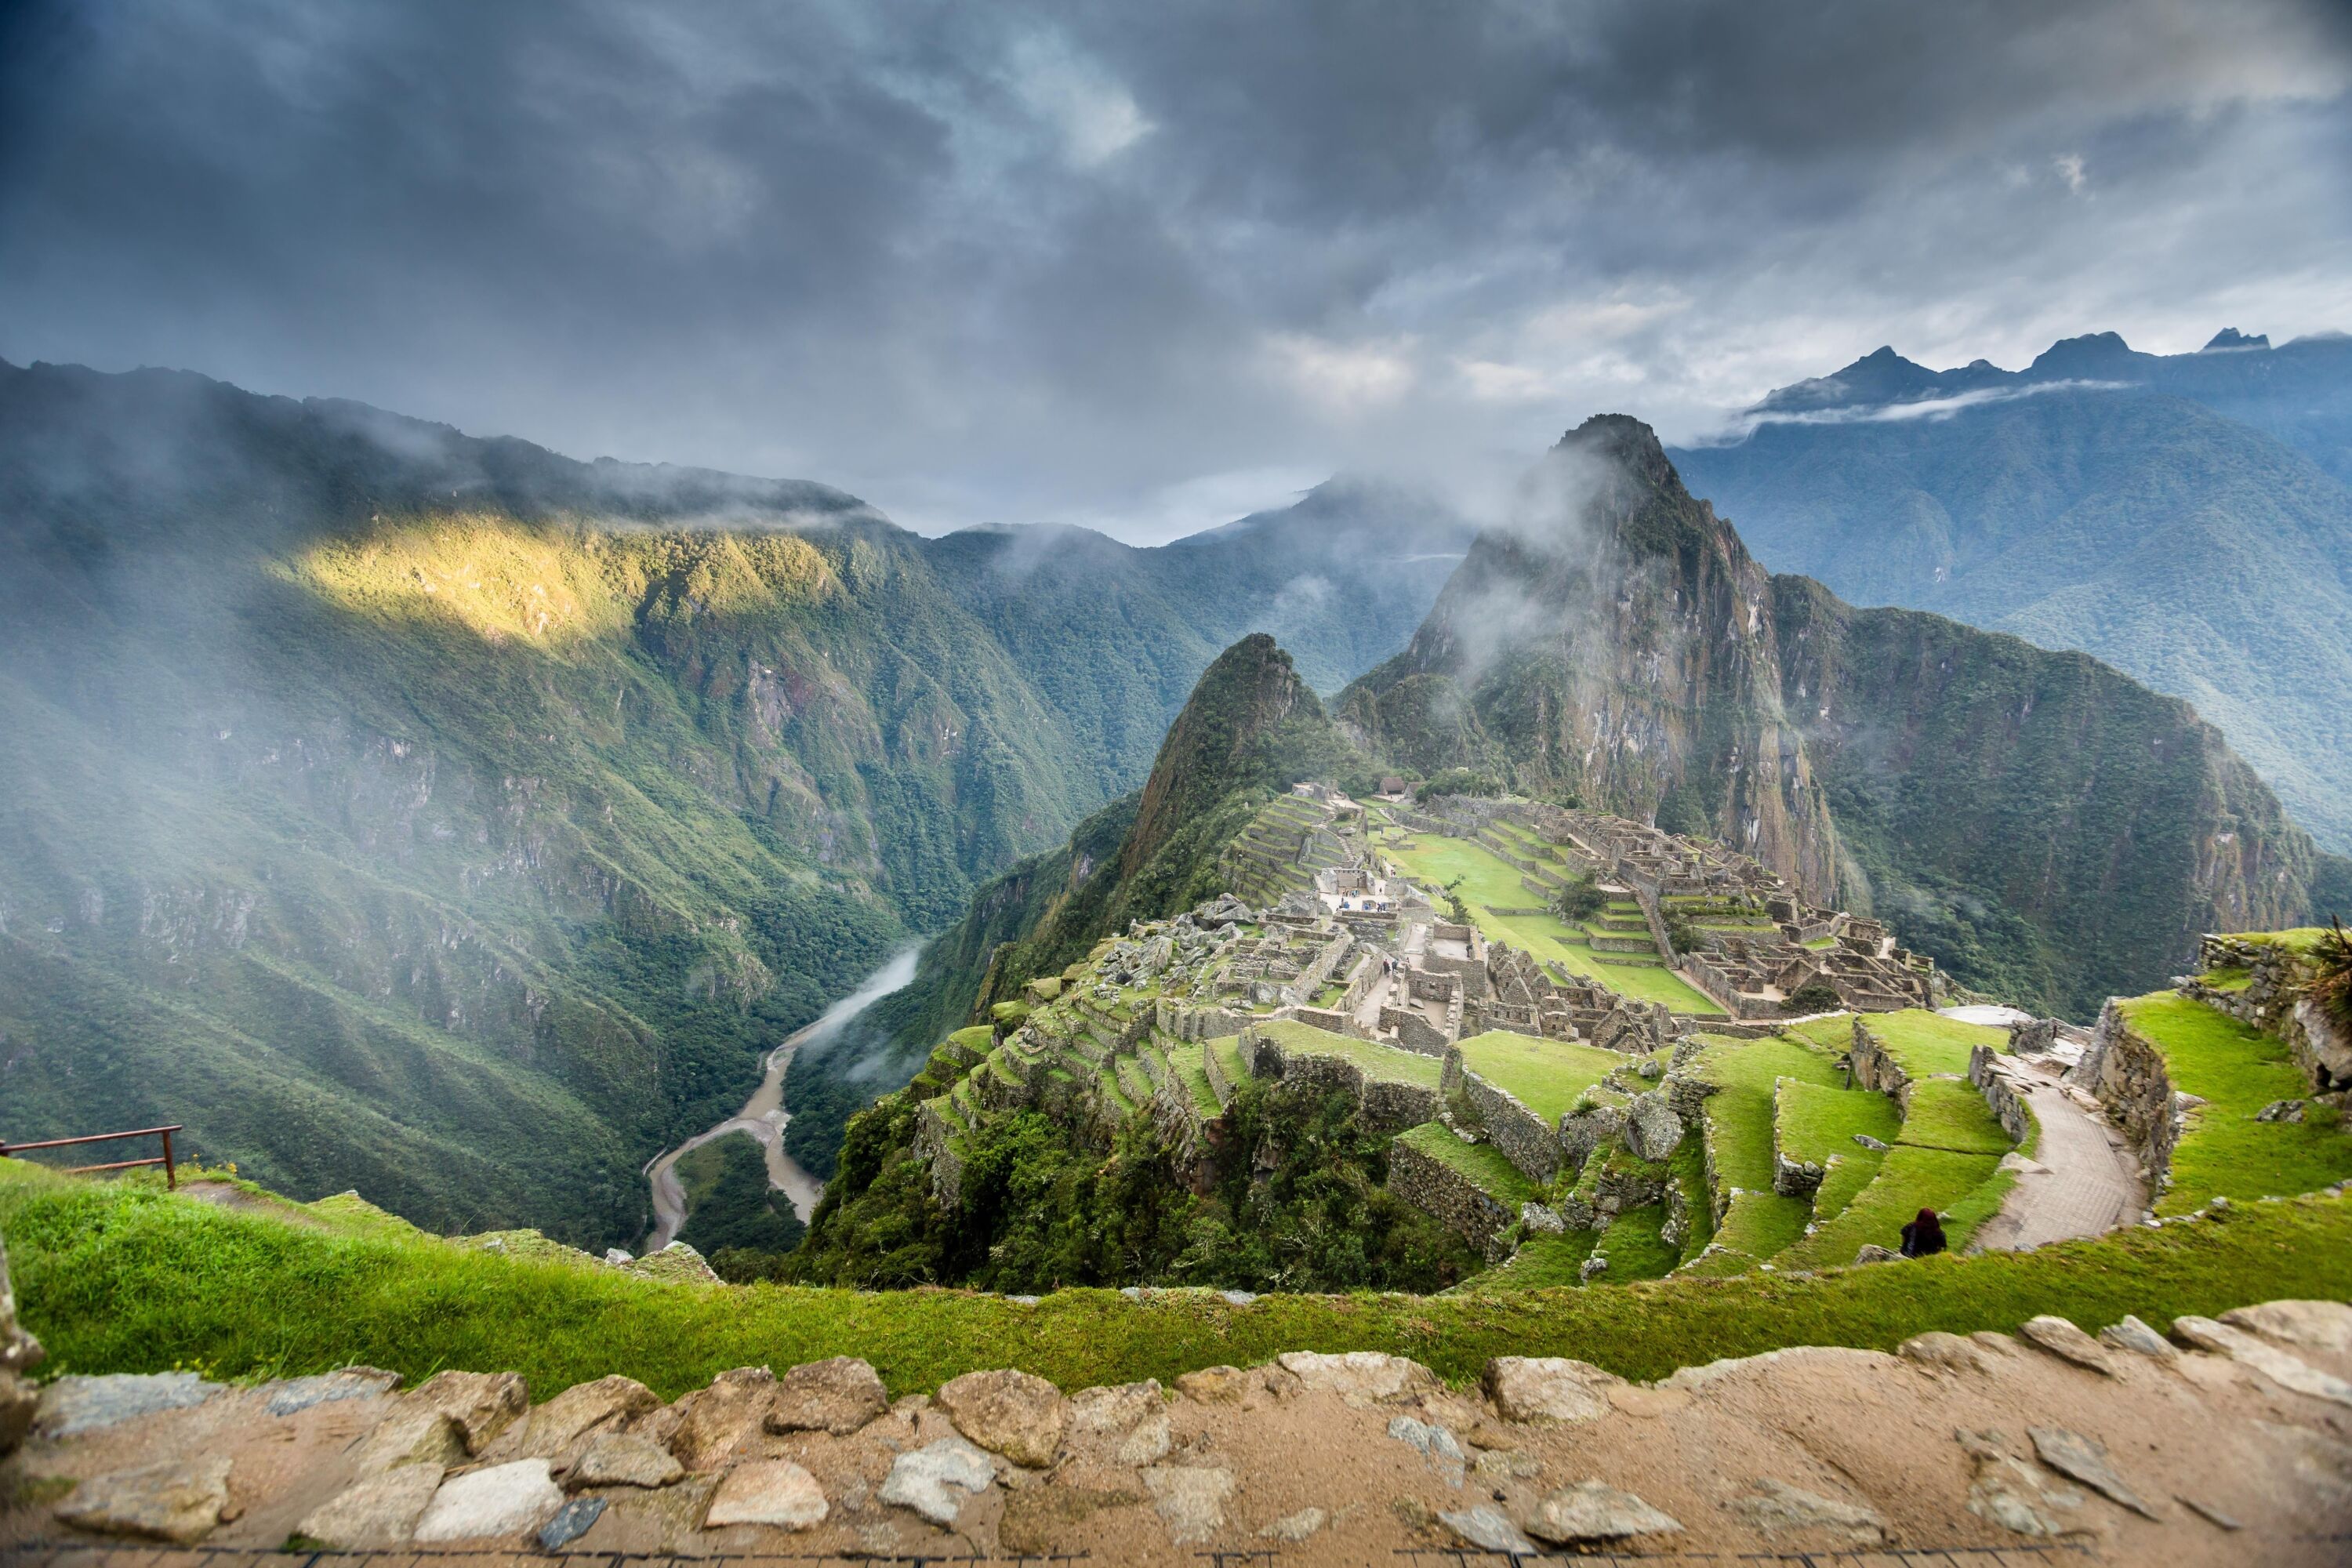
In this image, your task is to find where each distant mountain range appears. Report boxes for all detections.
[0,358,1465,1246]
[1672,331,2352,850]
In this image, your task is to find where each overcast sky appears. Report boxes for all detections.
[4,1,2348,542]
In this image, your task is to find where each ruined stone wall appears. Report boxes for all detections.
[2066,1000,2180,1200]
[1453,1058,1563,1184]
[2183,935,2352,1091]
[1383,1008,1450,1057]
[1966,1044,2038,1148]
[1384,1134,1517,1260]
[1848,1016,1910,1102]
[1243,1028,1439,1136]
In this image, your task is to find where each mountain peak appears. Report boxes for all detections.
[2027,330,2147,376]
[2202,328,2270,352]
[1122,633,1341,876]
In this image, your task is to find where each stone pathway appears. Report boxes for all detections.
[1972,1061,2145,1252]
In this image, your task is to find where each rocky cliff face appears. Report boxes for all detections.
[1341,416,2338,1017]
[1346,416,1838,898]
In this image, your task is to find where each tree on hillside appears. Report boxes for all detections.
[1552,873,1605,924]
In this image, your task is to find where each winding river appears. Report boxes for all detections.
[641,945,921,1252]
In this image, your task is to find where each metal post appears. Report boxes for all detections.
[162,1127,176,1189]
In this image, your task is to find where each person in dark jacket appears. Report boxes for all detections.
[1900,1207,1947,1258]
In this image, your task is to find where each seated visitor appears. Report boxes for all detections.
[1900,1207,1947,1258]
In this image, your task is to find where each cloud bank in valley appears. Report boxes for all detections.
[2,0,2347,539]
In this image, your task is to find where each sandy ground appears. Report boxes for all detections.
[9,1305,2350,1566]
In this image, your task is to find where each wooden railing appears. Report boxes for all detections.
[0,1124,183,1188]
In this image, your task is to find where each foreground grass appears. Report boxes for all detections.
[2122,993,2352,1214]
[8,1163,2352,1399]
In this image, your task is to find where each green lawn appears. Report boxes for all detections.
[1780,1146,2005,1269]
[1396,1121,1537,1204]
[1775,1078,1901,1165]
[1859,1010,2009,1076]
[1162,1040,1222,1119]
[1454,1030,1622,1122]
[1895,1079,2018,1155]
[1684,1190,1811,1275]
[1690,1035,1845,1191]
[1591,1204,1678,1282]
[1380,832,1725,1015]
[1467,1228,1598,1290]
[12,1162,2352,1396]
[1254,1018,1443,1088]
[2120,993,2352,1214]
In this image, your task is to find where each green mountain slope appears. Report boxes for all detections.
[0,361,1454,1246]
[1672,362,2352,850]
[1343,416,2345,1018]
[786,634,1352,1176]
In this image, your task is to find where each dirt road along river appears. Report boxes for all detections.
[641,945,920,1253]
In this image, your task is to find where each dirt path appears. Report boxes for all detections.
[641,946,920,1254]
[1971,1056,2146,1251]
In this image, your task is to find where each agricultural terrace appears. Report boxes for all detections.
[1454,1029,1623,1122]
[2120,991,2352,1214]
[1370,821,1725,1016]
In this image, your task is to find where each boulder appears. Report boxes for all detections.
[1897,1332,1987,1374]
[2017,1316,2118,1375]
[0,1233,40,1375]
[1519,1202,1566,1234]
[1276,1350,1437,1401]
[1142,1464,1234,1543]
[413,1458,566,1542]
[1853,1133,1889,1151]
[2220,1299,2352,1352]
[570,1432,684,1490]
[295,1464,445,1549]
[1173,1365,1252,1403]
[1958,1429,2081,1537]
[879,1437,995,1526]
[350,1410,469,1474]
[1440,1504,1539,1555]
[935,1367,1066,1467]
[1620,1091,1686,1162]
[56,1455,234,1545]
[2172,1316,2352,1406]
[703,1459,829,1531]
[0,1371,34,1459]
[537,1496,606,1552]
[1065,1380,1171,1465]
[1725,1479,1885,1544]
[1386,1414,1465,1486]
[1259,1506,1325,1541]
[262,1367,401,1417]
[768,1356,889,1436]
[2096,1315,2177,1360]
[401,1369,528,1453]
[2028,1427,2160,1519]
[36,1372,222,1439]
[669,1366,777,1471]
[1524,1480,1682,1544]
[1482,1356,1618,1422]
[1852,1243,1900,1265]
[519,1374,662,1461]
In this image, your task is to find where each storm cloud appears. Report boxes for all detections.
[3,0,2347,539]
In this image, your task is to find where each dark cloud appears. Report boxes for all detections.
[2,0,2347,539]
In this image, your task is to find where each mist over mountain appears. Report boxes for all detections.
[1342,416,2348,1018]
[1671,332,2352,849]
[0,358,1458,1246]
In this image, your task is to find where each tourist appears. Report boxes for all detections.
[1899,1208,1947,1258]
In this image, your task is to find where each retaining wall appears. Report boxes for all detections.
[1385,1134,1518,1260]
[2065,999,2181,1199]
